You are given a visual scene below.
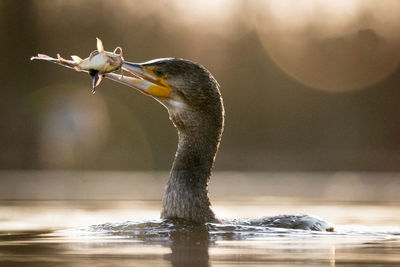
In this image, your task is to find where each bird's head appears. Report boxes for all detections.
[105,58,224,132]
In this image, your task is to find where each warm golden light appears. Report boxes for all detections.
[255,0,400,92]
[267,0,361,29]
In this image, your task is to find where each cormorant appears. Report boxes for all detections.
[105,58,222,223]
[103,58,332,231]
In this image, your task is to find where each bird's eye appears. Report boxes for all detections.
[154,68,165,77]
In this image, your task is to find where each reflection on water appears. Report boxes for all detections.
[0,200,399,266]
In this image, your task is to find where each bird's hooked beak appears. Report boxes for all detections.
[103,62,171,100]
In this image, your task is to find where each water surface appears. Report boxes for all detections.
[1,199,399,266]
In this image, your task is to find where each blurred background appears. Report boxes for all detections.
[1,0,400,174]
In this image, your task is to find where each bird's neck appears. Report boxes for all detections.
[161,108,223,223]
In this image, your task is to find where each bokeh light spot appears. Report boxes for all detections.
[255,0,400,92]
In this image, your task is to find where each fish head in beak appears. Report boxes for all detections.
[104,59,172,100]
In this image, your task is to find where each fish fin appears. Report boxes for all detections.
[113,46,123,57]
[71,55,83,64]
[91,74,103,93]
[37,54,52,59]
[96,37,104,53]
[57,53,68,62]
[31,53,77,69]
[74,66,82,72]
[31,54,56,61]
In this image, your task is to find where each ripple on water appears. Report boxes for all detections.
[62,215,400,244]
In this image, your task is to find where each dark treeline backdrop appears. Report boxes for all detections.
[1,0,400,171]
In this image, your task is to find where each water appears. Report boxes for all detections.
[1,199,399,266]
[1,171,400,266]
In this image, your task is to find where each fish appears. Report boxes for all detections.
[31,38,124,93]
